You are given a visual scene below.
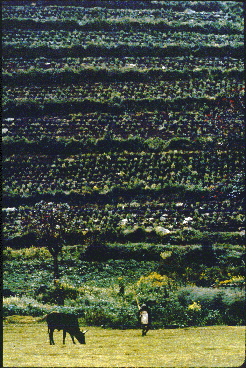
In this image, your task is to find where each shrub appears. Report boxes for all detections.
[202,310,224,326]
[149,294,188,328]
[164,137,193,150]
[3,246,51,261]
[3,295,87,318]
[81,239,162,261]
[3,288,16,297]
[84,306,115,327]
[36,281,82,305]
[176,285,245,319]
[3,296,49,317]
[177,286,223,309]
[175,285,245,325]
[222,289,245,325]
[136,272,174,295]
[186,301,202,326]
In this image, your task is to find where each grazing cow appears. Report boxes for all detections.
[38,312,87,345]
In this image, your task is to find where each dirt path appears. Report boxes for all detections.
[3,321,245,367]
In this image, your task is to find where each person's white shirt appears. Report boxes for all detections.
[140,310,148,324]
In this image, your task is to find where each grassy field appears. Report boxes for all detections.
[3,316,245,367]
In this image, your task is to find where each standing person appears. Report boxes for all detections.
[136,298,151,336]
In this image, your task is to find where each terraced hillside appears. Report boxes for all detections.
[3,0,244,248]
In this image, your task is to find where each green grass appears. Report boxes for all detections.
[3,317,245,367]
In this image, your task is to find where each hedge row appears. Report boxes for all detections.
[3,68,244,86]
[3,44,244,59]
[2,134,227,155]
[3,226,245,250]
[2,18,243,35]
[3,135,244,157]
[2,96,230,117]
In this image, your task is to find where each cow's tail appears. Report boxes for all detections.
[36,314,48,323]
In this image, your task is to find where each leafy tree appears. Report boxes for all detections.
[83,231,108,262]
[24,202,68,284]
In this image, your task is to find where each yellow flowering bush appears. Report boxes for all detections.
[136,272,172,289]
[3,296,20,305]
[3,246,51,261]
[188,301,201,312]
[218,276,245,287]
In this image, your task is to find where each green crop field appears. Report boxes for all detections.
[3,317,245,367]
[2,4,245,366]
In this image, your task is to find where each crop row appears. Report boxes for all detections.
[1,4,229,21]
[3,78,243,103]
[2,2,243,24]
[2,56,244,74]
[2,109,244,142]
[3,29,243,50]
[2,100,244,130]
[3,150,244,199]
[3,68,244,88]
[2,98,233,120]
[2,137,244,159]
[3,0,242,13]
[2,18,243,36]
[2,79,244,118]
[3,195,245,241]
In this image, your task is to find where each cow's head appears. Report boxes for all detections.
[75,330,87,344]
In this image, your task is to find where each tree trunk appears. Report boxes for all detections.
[53,254,59,282]
[53,254,64,305]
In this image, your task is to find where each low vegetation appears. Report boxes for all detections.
[3,243,245,327]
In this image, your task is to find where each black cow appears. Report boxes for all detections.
[39,312,87,345]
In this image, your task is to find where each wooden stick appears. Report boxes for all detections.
[133,289,140,310]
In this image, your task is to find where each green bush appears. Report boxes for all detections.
[3,246,51,261]
[3,296,48,317]
[176,285,245,322]
[3,44,244,60]
[164,137,193,150]
[3,284,244,326]
[3,295,87,318]
[36,282,82,305]
[81,240,162,261]
[202,310,224,326]
[223,290,245,325]
[84,306,116,327]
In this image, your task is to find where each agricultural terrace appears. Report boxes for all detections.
[2,0,245,334]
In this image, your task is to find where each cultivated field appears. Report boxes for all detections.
[2,1,244,247]
[3,317,245,367]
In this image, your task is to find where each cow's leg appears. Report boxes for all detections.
[63,330,66,344]
[49,328,55,345]
[48,327,51,344]
[69,333,76,344]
